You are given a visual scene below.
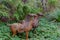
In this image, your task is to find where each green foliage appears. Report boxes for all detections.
[0,0,58,21]
[48,0,57,7]
[0,11,9,17]
[47,8,60,21]
[0,0,42,21]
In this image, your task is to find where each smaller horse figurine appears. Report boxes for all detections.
[7,14,34,40]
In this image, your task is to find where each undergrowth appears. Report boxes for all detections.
[0,17,60,40]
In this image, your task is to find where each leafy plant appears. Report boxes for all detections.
[0,0,43,21]
[48,0,57,7]
[47,8,60,22]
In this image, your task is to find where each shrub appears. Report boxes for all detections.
[46,8,60,22]
[48,0,58,7]
[0,0,42,22]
